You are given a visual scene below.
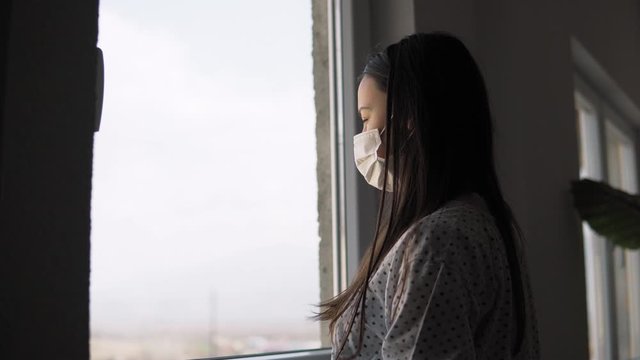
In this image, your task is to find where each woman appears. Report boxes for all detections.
[312,32,540,359]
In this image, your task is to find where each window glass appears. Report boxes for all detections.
[605,119,640,360]
[91,1,328,359]
[575,94,609,360]
[575,96,602,179]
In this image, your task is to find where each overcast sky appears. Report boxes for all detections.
[91,0,320,337]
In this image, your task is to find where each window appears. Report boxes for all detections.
[91,1,340,359]
[604,118,640,360]
[575,92,611,360]
[575,77,640,360]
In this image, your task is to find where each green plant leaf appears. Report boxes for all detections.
[570,178,640,249]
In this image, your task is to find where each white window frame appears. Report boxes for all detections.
[575,73,640,360]
[194,349,332,360]
[575,88,614,360]
[603,110,640,360]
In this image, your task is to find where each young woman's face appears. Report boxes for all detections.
[357,74,387,158]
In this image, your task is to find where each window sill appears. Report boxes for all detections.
[192,348,332,360]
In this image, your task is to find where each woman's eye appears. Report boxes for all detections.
[362,119,368,122]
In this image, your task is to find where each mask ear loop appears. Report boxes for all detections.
[376,127,389,164]
[378,113,392,138]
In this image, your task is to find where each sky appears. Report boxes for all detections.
[91,0,321,336]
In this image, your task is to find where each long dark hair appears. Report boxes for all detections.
[312,31,527,359]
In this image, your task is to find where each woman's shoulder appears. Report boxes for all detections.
[406,194,498,263]
[417,194,495,234]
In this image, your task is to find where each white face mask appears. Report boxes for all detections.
[353,127,394,192]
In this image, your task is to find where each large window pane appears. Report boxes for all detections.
[91,1,330,359]
[575,94,610,360]
[605,120,640,360]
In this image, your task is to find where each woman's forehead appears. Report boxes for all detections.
[358,75,386,105]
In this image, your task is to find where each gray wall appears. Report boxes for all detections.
[0,0,98,359]
[570,0,640,108]
[469,2,588,358]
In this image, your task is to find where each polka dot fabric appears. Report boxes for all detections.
[331,194,541,359]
